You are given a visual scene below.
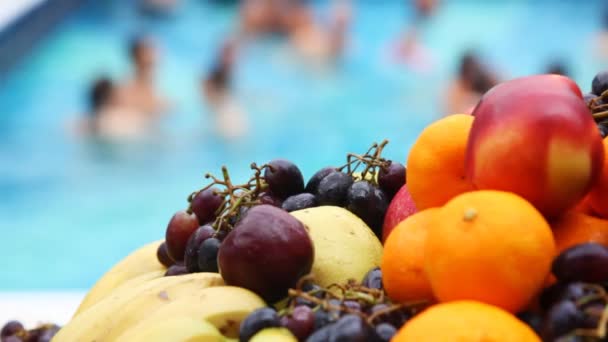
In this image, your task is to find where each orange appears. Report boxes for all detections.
[424,190,555,313]
[589,138,608,218]
[392,301,541,342]
[407,114,474,210]
[552,210,608,253]
[381,208,438,303]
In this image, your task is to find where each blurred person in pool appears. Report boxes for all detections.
[286,0,352,62]
[119,36,170,117]
[445,52,498,115]
[239,0,291,37]
[76,77,151,140]
[394,0,439,71]
[202,40,248,140]
[595,6,608,59]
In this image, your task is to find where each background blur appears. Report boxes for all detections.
[1,0,607,291]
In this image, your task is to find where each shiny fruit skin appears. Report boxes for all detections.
[282,193,317,212]
[164,264,188,276]
[156,242,174,267]
[375,323,397,342]
[378,161,406,199]
[165,210,199,262]
[218,205,314,302]
[552,242,608,283]
[259,192,283,207]
[592,71,608,95]
[184,225,215,272]
[307,314,379,342]
[197,237,221,273]
[190,187,224,225]
[466,75,603,218]
[346,180,388,238]
[264,159,305,199]
[239,307,281,342]
[315,172,353,206]
[280,305,315,341]
[382,185,418,242]
[305,167,336,194]
[542,300,584,341]
[361,267,383,290]
[1,321,24,338]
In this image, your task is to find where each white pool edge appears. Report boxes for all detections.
[0,291,85,326]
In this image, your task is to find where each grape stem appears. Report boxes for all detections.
[337,140,391,185]
[187,164,269,234]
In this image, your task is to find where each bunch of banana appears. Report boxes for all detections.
[55,242,266,342]
[74,240,166,315]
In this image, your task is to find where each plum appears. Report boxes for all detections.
[218,205,314,302]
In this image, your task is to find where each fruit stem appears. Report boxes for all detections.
[463,208,477,221]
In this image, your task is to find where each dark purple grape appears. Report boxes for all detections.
[368,304,408,327]
[214,227,230,241]
[259,192,283,207]
[239,307,281,342]
[190,187,224,225]
[540,282,594,312]
[164,264,188,276]
[316,171,354,206]
[165,210,199,262]
[198,237,221,273]
[542,300,585,341]
[34,325,60,342]
[313,308,339,330]
[280,305,315,341]
[598,123,608,138]
[374,323,397,342]
[346,181,389,237]
[553,243,608,283]
[264,159,305,199]
[293,284,323,307]
[343,300,362,312]
[516,311,543,335]
[184,225,215,272]
[282,193,317,212]
[218,205,314,302]
[378,162,406,198]
[305,167,337,194]
[308,314,378,342]
[4,336,21,342]
[1,321,24,338]
[156,242,175,268]
[554,335,587,342]
[362,267,382,290]
[592,71,608,96]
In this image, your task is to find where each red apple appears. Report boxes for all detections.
[382,184,418,242]
[466,75,605,218]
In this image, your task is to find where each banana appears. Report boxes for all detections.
[74,240,166,315]
[115,316,224,342]
[77,269,165,315]
[112,286,265,340]
[53,272,224,342]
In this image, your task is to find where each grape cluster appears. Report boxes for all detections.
[239,268,427,342]
[518,243,608,341]
[158,141,404,274]
[584,71,608,137]
[0,321,59,342]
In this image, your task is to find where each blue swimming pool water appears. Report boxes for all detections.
[0,0,606,290]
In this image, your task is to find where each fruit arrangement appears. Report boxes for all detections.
[4,72,608,342]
